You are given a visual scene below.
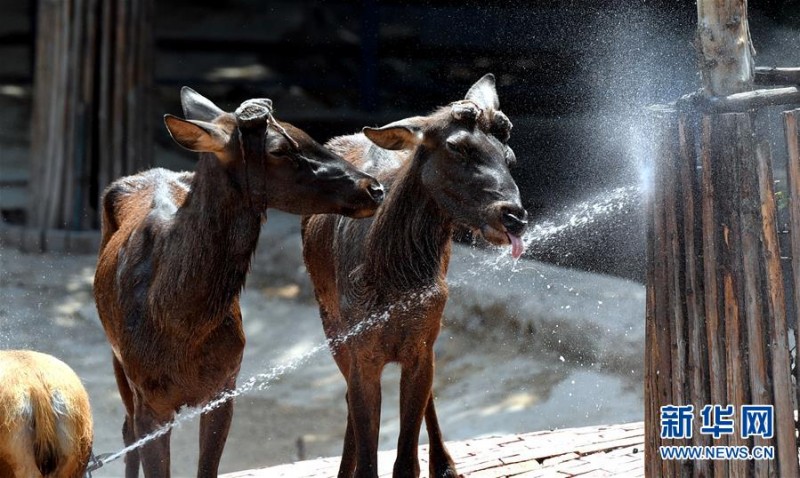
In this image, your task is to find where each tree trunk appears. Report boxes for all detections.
[28,0,154,234]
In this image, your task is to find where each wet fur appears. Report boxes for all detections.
[94,90,382,478]
[95,158,259,478]
[303,137,455,477]
[303,136,455,478]
[302,75,525,478]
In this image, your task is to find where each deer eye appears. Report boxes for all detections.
[445,138,460,153]
[446,140,471,161]
[269,149,292,159]
[445,131,471,157]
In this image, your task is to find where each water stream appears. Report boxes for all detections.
[481,185,640,271]
[96,287,438,467]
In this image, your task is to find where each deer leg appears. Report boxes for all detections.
[425,396,457,478]
[197,376,236,478]
[133,401,172,478]
[392,352,434,478]
[347,360,382,478]
[336,392,357,478]
[113,356,140,478]
[330,342,356,478]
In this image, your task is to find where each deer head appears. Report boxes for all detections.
[164,87,384,218]
[363,74,528,257]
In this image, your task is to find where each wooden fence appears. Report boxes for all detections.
[27,0,153,234]
[645,100,800,477]
[644,0,799,475]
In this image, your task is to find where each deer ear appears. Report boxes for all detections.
[362,117,427,150]
[164,115,229,153]
[465,73,499,111]
[180,86,224,121]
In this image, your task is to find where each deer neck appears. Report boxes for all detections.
[364,150,452,291]
[162,154,262,320]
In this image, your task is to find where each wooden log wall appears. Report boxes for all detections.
[645,105,800,477]
[28,0,154,235]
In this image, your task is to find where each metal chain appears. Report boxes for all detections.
[85,451,115,477]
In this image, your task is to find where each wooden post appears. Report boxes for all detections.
[694,8,755,473]
[696,0,754,96]
[755,67,800,86]
[28,0,154,237]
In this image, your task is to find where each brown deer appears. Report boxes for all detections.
[93,88,384,478]
[0,350,93,478]
[302,74,527,478]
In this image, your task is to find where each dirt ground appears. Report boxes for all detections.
[0,212,644,477]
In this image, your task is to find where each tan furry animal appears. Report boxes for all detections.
[0,350,93,478]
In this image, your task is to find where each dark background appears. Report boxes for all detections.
[1,0,798,280]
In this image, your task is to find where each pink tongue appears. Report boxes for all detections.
[507,233,525,259]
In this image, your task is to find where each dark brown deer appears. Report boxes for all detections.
[94,88,384,478]
[302,74,527,478]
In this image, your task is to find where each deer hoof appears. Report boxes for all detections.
[429,464,459,478]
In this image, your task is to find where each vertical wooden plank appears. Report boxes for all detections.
[762,116,800,478]
[125,0,137,176]
[63,0,85,229]
[111,0,126,181]
[645,110,676,476]
[783,109,800,447]
[699,114,728,478]
[650,109,676,478]
[664,111,691,478]
[644,148,658,478]
[29,0,154,233]
[43,0,69,230]
[678,113,711,478]
[79,0,99,229]
[738,121,775,478]
[29,0,56,233]
[97,0,113,203]
[719,114,751,478]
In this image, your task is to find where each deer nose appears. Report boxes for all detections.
[501,205,528,236]
[366,181,385,204]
